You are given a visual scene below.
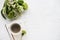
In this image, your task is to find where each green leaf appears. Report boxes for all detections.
[16,4,23,13]
[2,7,6,14]
[7,10,15,19]
[22,30,26,36]
[3,0,9,7]
[18,0,24,5]
[22,3,28,10]
[6,3,11,15]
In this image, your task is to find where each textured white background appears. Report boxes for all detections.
[0,0,60,40]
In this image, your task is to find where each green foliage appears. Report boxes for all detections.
[1,0,28,19]
[7,10,15,19]
[22,3,28,10]
[18,0,24,5]
[22,30,26,36]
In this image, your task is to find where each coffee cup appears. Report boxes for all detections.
[7,21,22,40]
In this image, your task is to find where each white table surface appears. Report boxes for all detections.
[0,0,60,40]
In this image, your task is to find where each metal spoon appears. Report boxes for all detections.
[5,25,15,40]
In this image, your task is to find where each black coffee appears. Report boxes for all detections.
[11,23,21,33]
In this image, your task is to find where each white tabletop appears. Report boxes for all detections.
[0,0,60,40]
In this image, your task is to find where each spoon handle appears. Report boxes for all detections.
[5,24,16,40]
[11,34,15,40]
[5,25,12,40]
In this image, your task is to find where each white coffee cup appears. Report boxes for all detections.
[7,21,22,40]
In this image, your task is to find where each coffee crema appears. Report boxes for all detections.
[11,23,21,33]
